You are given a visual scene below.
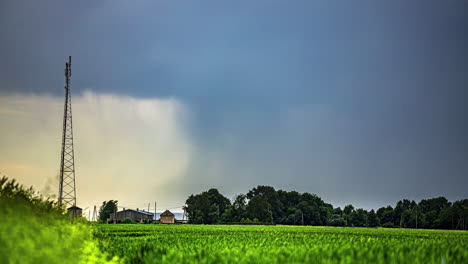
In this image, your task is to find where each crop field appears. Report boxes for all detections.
[95,225,468,264]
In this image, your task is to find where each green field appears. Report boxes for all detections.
[95,224,468,264]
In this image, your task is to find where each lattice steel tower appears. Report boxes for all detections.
[58,56,77,207]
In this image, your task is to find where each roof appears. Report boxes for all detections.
[67,205,82,210]
[160,210,174,217]
[118,209,154,216]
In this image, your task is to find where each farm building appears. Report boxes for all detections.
[160,210,175,224]
[109,209,154,222]
[67,205,82,219]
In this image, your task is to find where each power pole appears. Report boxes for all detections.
[58,56,77,208]
[154,202,157,221]
[301,212,304,226]
[148,203,150,213]
[92,205,97,221]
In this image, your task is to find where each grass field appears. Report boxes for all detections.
[95,224,468,264]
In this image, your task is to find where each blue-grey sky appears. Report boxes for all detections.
[1,0,467,212]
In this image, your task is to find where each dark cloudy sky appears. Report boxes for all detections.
[1,0,467,214]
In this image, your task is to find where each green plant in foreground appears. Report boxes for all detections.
[0,176,121,264]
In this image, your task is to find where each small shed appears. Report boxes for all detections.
[67,205,82,219]
[160,210,175,224]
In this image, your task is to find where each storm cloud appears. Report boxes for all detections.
[1,0,467,213]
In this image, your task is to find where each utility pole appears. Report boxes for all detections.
[92,205,97,221]
[301,212,304,226]
[148,203,150,213]
[154,202,157,221]
[58,56,77,208]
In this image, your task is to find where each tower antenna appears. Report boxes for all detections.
[58,56,77,208]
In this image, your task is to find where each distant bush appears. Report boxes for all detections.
[328,214,346,226]
[382,222,395,228]
[122,218,137,224]
[143,218,154,224]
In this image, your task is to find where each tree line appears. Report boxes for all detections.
[184,185,468,229]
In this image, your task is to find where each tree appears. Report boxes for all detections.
[394,201,405,227]
[343,205,354,226]
[333,207,343,216]
[419,197,450,214]
[328,213,346,226]
[99,200,118,222]
[400,210,413,228]
[246,195,273,223]
[368,209,380,227]
[184,188,231,224]
[350,208,368,227]
[277,190,301,223]
[452,199,468,230]
[247,186,281,222]
[378,206,394,226]
[320,204,333,226]
[412,205,421,229]
[424,210,439,229]
[418,197,451,229]
[183,186,467,230]
[225,194,247,222]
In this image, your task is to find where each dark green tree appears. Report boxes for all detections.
[452,199,468,230]
[400,210,413,228]
[223,194,247,222]
[247,186,281,222]
[418,197,451,229]
[368,209,380,227]
[412,204,421,228]
[99,200,118,221]
[320,204,334,226]
[393,200,405,227]
[350,208,368,227]
[328,213,346,226]
[419,197,450,214]
[377,206,394,226]
[183,187,467,230]
[184,188,231,224]
[246,195,273,223]
[343,204,354,226]
[333,207,343,216]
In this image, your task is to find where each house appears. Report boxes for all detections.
[67,205,82,219]
[160,210,175,224]
[109,209,154,223]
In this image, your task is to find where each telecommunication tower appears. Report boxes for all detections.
[58,56,77,207]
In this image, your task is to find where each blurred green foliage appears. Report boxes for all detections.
[0,176,121,264]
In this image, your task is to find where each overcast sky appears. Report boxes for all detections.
[1,0,467,214]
